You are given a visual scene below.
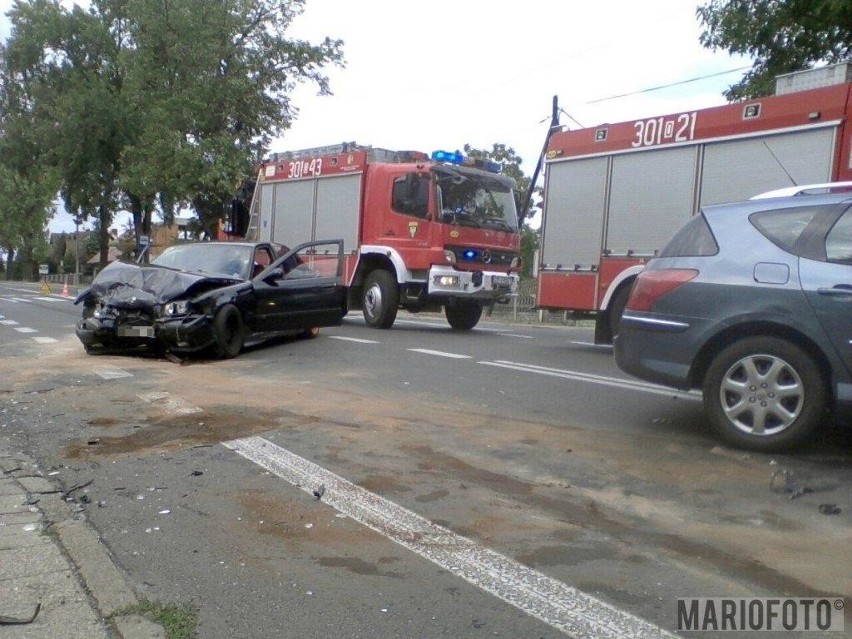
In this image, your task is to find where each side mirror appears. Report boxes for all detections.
[263,266,285,283]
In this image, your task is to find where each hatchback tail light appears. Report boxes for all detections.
[626,269,698,311]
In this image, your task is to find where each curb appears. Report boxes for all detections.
[1,453,166,639]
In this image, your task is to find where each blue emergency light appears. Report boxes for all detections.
[431,150,501,174]
[431,150,465,164]
[462,249,478,260]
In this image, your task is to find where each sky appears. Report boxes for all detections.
[0,0,749,232]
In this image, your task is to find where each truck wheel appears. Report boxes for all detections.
[362,270,399,329]
[213,304,244,358]
[608,283,632,341]
[445,300,483,330]
[703,337,826,452]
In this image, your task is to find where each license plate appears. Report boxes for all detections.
[492,275,514,287]
[118,325,155,338]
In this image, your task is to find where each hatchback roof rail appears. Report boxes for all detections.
[751,181,852,199]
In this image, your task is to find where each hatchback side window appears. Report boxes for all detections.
[750,206,822,254]
[659,214,718,257]
[825,208,852,263]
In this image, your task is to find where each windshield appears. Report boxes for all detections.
[436,170,518,232]
[152,244,254,279]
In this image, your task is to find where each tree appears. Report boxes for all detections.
[462,143,540,278]
[697,0,852,101]
[1,0,343,264]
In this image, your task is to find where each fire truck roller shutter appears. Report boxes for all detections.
[314,174,361,250]
[606,146,698,257]
[541,157,607,269]
[699,126,837,207]
[272,180,314,244]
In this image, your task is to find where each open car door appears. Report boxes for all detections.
[252,239,347,333]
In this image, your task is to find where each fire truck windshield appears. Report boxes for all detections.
[435,168,518,232]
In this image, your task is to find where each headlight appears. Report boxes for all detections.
[164,300,190,316]
[434,275,460,287]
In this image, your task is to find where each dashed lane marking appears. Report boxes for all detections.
[225,436,677,639]
[96,368,134,380]
[137,391,203,415]
[0,319,18,325]
[13,327,38,334]
[499,333,535,339]
[407,348,471,359]
[327,336,381,344]
[35,296,66,302]
[32,337,58,344]
[479,360,701,400]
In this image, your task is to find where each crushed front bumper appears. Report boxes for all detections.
[426,265,518,301]
[76,313,216,354]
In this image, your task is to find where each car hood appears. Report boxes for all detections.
[78,261,242,309]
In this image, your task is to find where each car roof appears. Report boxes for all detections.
[702,191,852,220]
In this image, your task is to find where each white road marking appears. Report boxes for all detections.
[328,336,380,344]
[0,319,19,325]
[35,296,65,302]
[225,436,676,639]
[499,333,535,339]
[137,391,203,415]
[0,298,20,303]
[480,360,701,400]
[96,368,134,380]
[14,327,38,334]
[408,348,471,359]
[32,337,58,344]
[9,297,31,303]
[570,340,612,349]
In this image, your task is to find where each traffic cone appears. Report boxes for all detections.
[62,280,70,298]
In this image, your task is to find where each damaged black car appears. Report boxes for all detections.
[75,240,347,358]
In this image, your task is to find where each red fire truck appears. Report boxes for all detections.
[231,144,521,330]
[537,64,852,344]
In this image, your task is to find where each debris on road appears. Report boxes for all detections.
[770,469,813,500]
[0,602,41,625]
[818,504,841,516]
[313,483,325,500]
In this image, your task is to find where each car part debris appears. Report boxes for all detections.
[0,603,41,625]
[313,484,325,500]
[770,470,812,500]
[818,504,841,515]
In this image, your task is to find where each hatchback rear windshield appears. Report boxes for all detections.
[658,214,718,257]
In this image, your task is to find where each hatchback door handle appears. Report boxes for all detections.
[818,286,852,296]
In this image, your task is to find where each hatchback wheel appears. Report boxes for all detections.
[703,337,826,451]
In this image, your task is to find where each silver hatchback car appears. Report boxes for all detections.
[615,183,852,451]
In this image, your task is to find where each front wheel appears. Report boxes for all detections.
[213,304,245,359]
[703,337,826,451]
[362,270,399,329]
[445,300,483,331]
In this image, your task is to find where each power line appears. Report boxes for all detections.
[580,65,751,105]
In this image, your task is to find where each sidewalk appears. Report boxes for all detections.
[0,449,165,638]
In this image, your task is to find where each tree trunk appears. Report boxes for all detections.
[99,204,110,268]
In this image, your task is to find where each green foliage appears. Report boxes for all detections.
[697,0,852,101]
[0,0,343,262]
[113,599,198,639]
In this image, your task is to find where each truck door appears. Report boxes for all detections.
[381,172,433,253]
